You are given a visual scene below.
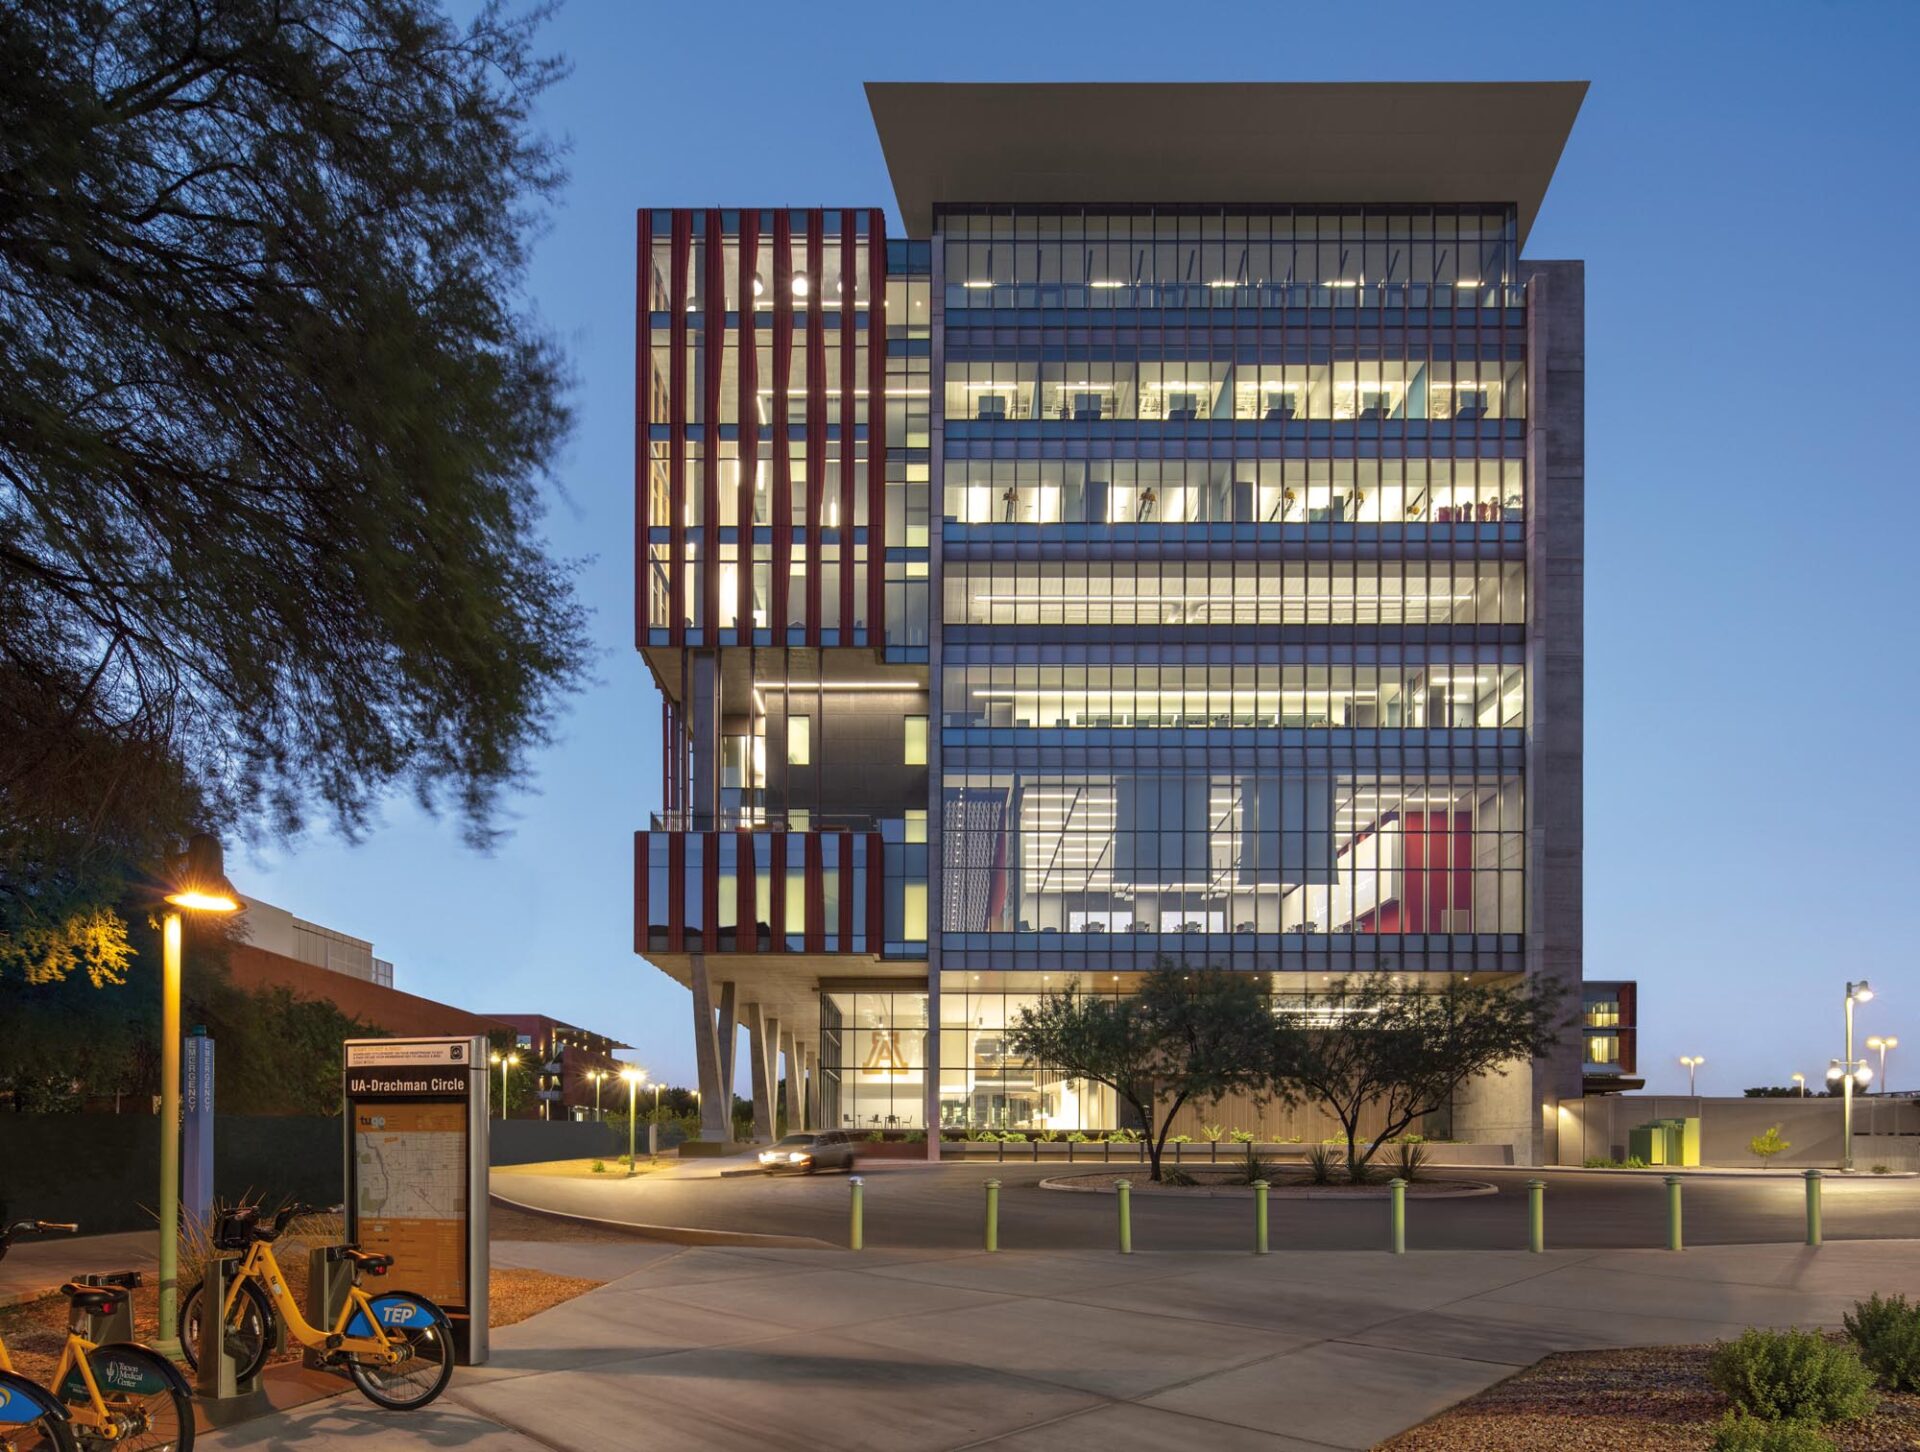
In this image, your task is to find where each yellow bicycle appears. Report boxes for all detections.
[0,1219,193,1452]
[178,1204,451,1410]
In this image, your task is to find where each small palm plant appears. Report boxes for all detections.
[1305,1143,1338,1185]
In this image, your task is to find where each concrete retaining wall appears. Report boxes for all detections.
[1556,1095,1920,1169]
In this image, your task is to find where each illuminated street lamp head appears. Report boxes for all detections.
[490,1051,501,1065]
[1849,981,1874,1003]
[164,832,242,914]
[619,1065,645,1086]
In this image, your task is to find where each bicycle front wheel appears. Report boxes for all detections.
[59,1343,192,1452]
[0,1367,78,1452]
[179,1277,272,1384]
[344,1292,454,1410]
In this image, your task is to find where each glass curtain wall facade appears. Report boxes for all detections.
[638,85,1586,1156]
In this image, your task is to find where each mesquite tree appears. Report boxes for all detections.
[1268,972,1568,1175]
[0,1,584,982]
[1006,965,1270,1180]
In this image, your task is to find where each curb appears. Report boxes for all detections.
[1037,1173,1498,1199]
[489,1192,834,1249]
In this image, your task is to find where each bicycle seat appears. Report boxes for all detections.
[341,1249,392,1274]
[60,1283,123,1314]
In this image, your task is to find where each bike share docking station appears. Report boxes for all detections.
[66,1273,135,1346]
[192,1250,277,1425]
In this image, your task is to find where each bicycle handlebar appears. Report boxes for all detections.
[0,1219,78,1259]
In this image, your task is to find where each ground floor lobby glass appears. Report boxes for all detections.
[818,981,1124,1132]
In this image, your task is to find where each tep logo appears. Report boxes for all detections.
[450,1044,465,1062]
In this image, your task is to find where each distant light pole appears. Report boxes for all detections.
[1791,1072,1806,1097]
[619,1066,645,1175]
[155,833,242,1356]
[1828,981,1875,1172]
[1867,1036,1898,1094]
[587,1068,607,1121]
[491,1050,519,1120]
[1679,1056,1705,1095]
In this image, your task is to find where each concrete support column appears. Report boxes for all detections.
[804,1048,820,1131]
[763,1016,783,1135]
[688,955,730,1142]
[714,979,738,1108]
[780,1028,803,1134]
[688,651,721,829]
[743,1002,775,1143]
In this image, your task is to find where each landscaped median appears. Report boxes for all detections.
[1039,1171,1496,1199]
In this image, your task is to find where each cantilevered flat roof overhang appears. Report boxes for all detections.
[865,81,1586,247]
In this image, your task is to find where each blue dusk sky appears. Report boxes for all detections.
[240,1,1920,1098]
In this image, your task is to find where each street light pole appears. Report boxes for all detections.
[1680,1055,1704,1096]
[1868,1036,1898,1094]
[158,910,182,1351]
[1831,981,1875,1172]
[1792,1072,1806,1097]
[155,833,242,1357]
[619,1066,644,1176]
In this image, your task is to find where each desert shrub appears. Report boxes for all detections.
[590,1160,605,1174]
[1228,1129,1256,1144]
[1200,1123,1225,1143]
[1871,1165,1890,1175]
[1845,1292,1920,1392]
[1709,1412,1836,1452]
[1393,1141,1430,1183]
[1160,1166,1197,1186]
[1065,1130,1089,1143]
[1305,1143,1338,1185]
[1707,1329,1875,1424]
[1231,1142,1275,1185]
[1750,1125,1791,1163]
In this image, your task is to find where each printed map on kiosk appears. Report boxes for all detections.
[354,1101,468,1306]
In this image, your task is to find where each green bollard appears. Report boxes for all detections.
[1664,1174,1683,1251]
[1804,1168,1823,1247]
[1116,1178,1133,1255]
[1389,1177,1407,1254]
[985,1178,1001,1253]
[1253,1180,1270,1255]
[849,1175,865,1251]
[1527,1178,1545,1253]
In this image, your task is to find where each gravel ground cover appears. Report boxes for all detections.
[1380,1342,1920,1451]
[0,1207,619,1386]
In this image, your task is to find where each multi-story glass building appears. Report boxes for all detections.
[635,82,1588,1163]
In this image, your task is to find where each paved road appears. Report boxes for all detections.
[494,1161,1920,1253]
[202,1238,1920,1451]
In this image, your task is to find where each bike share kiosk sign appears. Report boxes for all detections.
[342,1037,489,1365]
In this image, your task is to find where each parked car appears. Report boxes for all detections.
[758,1131,856,1174]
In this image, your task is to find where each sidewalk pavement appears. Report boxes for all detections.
[200,1237,1920,1452]
[0,1229,156,1306]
